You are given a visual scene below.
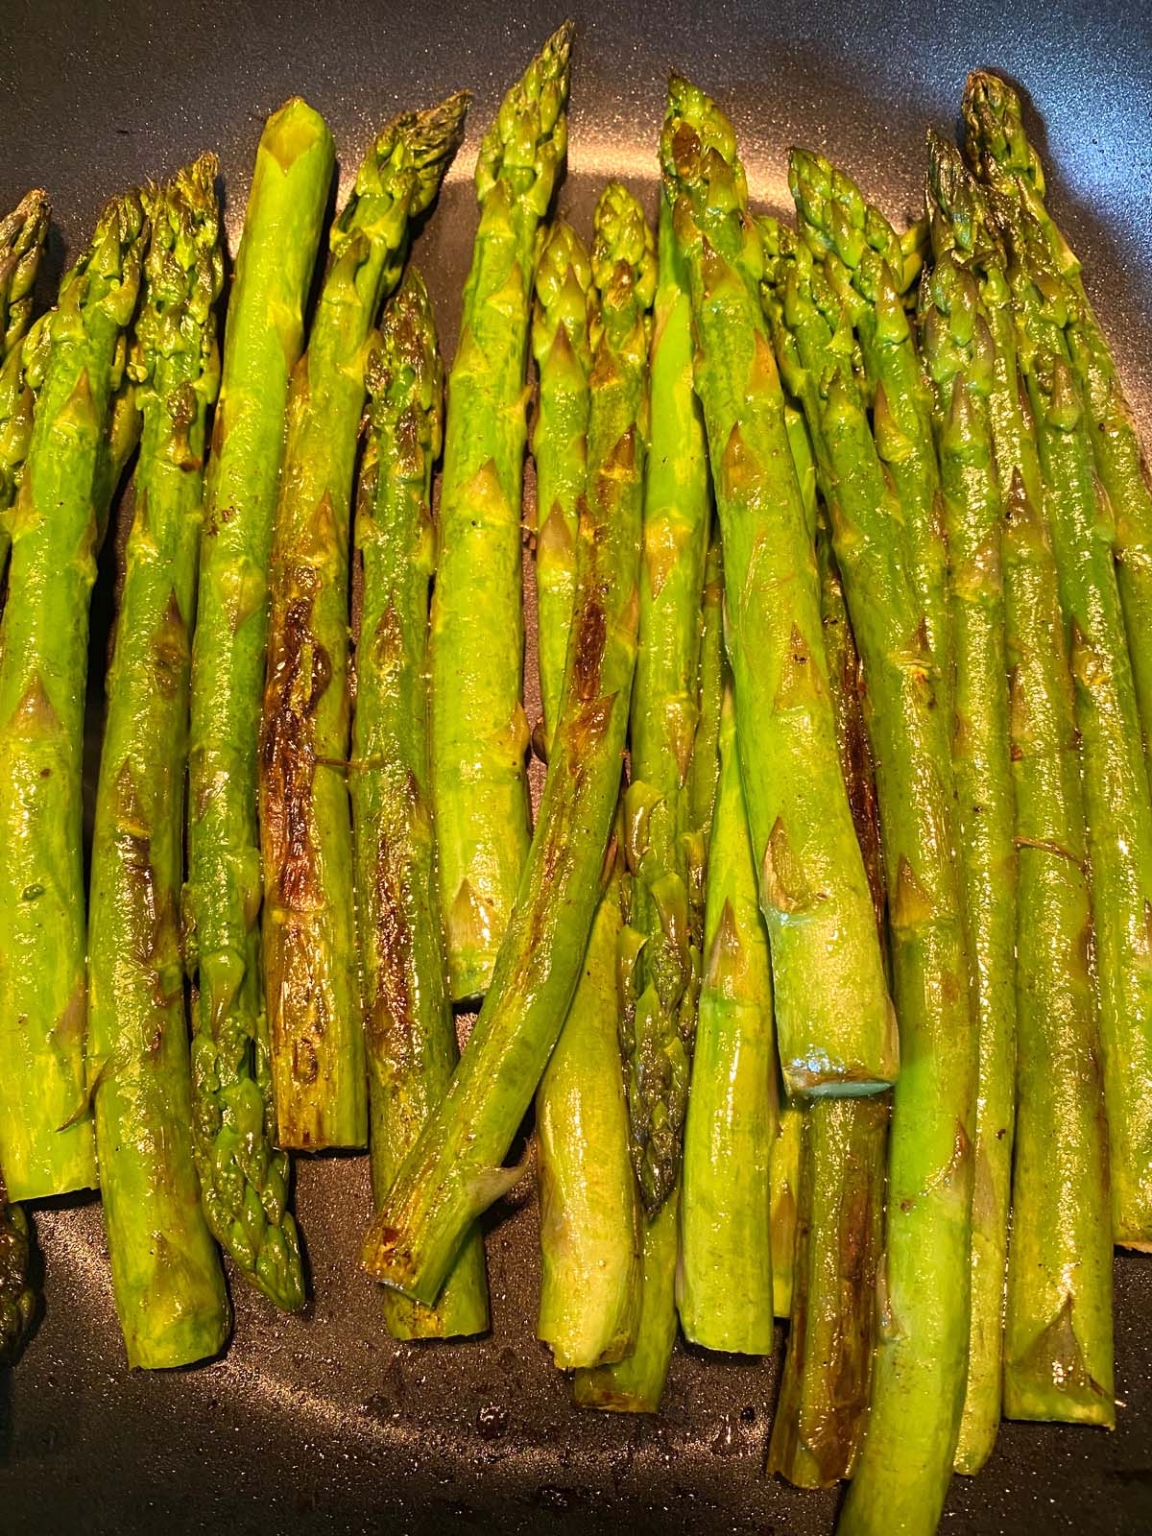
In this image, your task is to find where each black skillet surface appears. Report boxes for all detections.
[2,2,1152,1532]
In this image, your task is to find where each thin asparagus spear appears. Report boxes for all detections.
[88,159,230,1369]
[362,181,654,1306]
[661,75,896,1100]
[964,72,1152,755]
[260,93,468,1152]
[685,531,723,927]
[532,223,640,1370]
[768,517,890,1486]
[430,22,573,1003]
[1001,471,1114,1426]
[677,682,776,1354]
[531,218,592,748]
[770,1102,802,1319]
[353,271,489,1341]
[929,138,1116,1422]
[186,98,335,1310]
[790,149,949,702]
[0,189,147,1201]
[0,1170,34,1366]
[997,189,1152,1250]
[0,190,50,577]
[621,193,713,1213]
[919,233,1018,1473]
[764,216,976,1536]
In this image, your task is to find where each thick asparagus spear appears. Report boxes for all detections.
[88,159,230,1369]
[790,151,949,701]
[621,193,713,1212]
[362,181,653,1306]
[353,271,489,1341]
[0,1171,34,1366]
[997,190,1152,1249]
[764,217,976,1536]
[918,234,1018,1472]
[768,517,890,1486]
[531,218,592,747]
[186,98,334,1310]
[0,190,50,575]
[260,94,468,1153]
[1001,472,1114,1426]
[430,23,573,1003]
[661,76,896,1100]
[964,72,1152,755]
[677,682,775,1354]
[0,189,147,1201]
[532,223,640,1370]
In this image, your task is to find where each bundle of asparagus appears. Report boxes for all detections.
[3,28,1148,1536]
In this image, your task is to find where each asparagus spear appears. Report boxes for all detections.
[353,270,489,1341]
[531,218,592,747]
[686,532,723,904]
[0,190,50,576]
[1001,471,1114,1426]
[764,217,976,1536]
[260,93,468,1152]
[362,180,653,1307]
[186,98,335,1310]
[918,232,1018,1472]
[770,1103,802,1319]
[964,71,1152,755]
[0,189,147,1201]
[996,190,1152,1250]
[768,517,890,1486]
[789,150,950,701]
[677,682,776,1354]
[532,223,640,1370]
[88,158,230,1369]
[430,22,574,1003]
[661,75,896,1100]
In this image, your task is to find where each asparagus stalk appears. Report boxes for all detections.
[531,218,592,748]
[997,190,1152,1249]
[661,75,896,1100]
[764,217,976,1536]
[532,223,640,1370]
[0,1171,35,1366]
[770,1102,802,1319]
[0,189,147,1201]
[362,181,654,1306]
[353,271,489,1341]
[929,138,1117,1422]
[186,98,335,1310]
[0,190,50,576]
[677,682,776,1354]
[88,159,230,1369]
[964,71,1152,755]
[768,517,890,1486]
[1001,471,1114,1426]
[685,531,723,928]
[620,193,713,1212]
[790,149,949,699]
[430,22,573,1003]
[918,232,1018,1472]
[260,94,468,1152]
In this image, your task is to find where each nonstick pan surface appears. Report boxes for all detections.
[1,2,1151,1532]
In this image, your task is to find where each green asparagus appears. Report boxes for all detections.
[186,98,335,1310]
[0,189,147,1202]
[661,76,896,1101]
[964,71,1152,757]
[0,189,50,577]
[677,683,776,1354]
[919,228,1017,1472]
[531,218,592,747]
[770,1102,802,1319]
[353,270,489,1341]
[89,158,230,1369]
[260,93,468,1152]
[996,189,1152,1250]
[764,215,976,1536]
[1001,471,1114,1426]
[685,531,723,927]
[430,22,573,1002]
[362,180,653,1307]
